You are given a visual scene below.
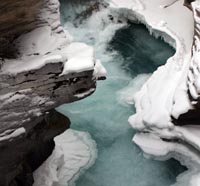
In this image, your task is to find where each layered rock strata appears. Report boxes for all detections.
[0,0,43,58]
[0,0,106,185]
[0,109,70,186]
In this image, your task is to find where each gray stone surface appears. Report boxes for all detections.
[0,0,104,185]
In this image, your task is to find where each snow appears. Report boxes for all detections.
[1,94,27,108]
[1,42,97,76]
[133,132,200,166]
[107,0,196,130]
[107,0,200,185]
[109,0,194,129]
[16,26,68,56]
[109,0,193,49]
[93,59,107,79]
[0,127,25,142]
[109,0,144,10]
[133,131,200,186]
[75,88,96,98]
[0,1,106,184]
[188,1,200,103]
[61,42,95,75]
[1,0,198,184]
[2,42,92,75]
[33,129,97,186]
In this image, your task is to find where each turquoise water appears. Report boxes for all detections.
[58,2,185,186]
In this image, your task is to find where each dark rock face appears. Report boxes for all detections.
[173,109,200,126]
[175,0,200,126]
[0,62,96,134]
[0,109,70,186]
[0,0,43,39]
[0,0,104,185]
[0,0,44,58]
[184,0,195,7]
[0,51,96,186]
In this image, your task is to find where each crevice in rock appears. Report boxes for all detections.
[0,109,70,186]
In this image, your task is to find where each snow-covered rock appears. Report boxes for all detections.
[109,0,194,129]
[108,0,200,185]
[0,0,106,185]
[33,129,97,186]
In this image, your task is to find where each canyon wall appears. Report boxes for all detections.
[174,0,200,126]
[0,0,105,185]
[0,0,43,58]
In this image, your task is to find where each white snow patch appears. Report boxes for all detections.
[106,0,200,185]
[2,42,96,76]
[93,59,107,79]
[33,129,97,186]
[16,26,68,56]
[107,0,194,129]
[61,42,95,75]
[75,88,96,99]
[133,132,200,186]
[0,127,25,142]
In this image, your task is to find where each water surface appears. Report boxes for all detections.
[58,3,185,186]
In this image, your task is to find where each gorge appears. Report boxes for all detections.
[1,0,200,186]
[57,6,185,185]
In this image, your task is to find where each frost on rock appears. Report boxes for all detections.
[33,129,97,186]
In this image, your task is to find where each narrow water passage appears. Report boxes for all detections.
[58,3,185,186]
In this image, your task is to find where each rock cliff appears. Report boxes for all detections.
[0,0,43,58]
[173,0,200,125]
[0,0,106,185]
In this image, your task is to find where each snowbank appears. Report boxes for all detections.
[33,129,97,186]
[108,0,200,185]
[109,0,194,129]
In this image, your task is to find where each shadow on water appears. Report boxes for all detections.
[58,4,186,186]
[109,23,175,77]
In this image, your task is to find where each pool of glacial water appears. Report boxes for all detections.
[57,21,186,186]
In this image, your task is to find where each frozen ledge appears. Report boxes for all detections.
[33,129,97,186]
[1,42,96,76]
[0,0,107,184]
